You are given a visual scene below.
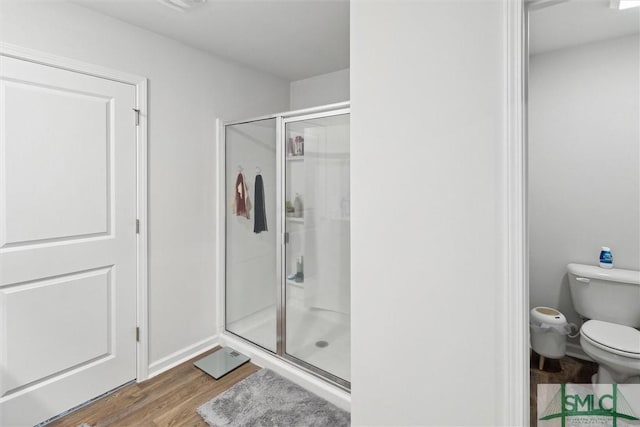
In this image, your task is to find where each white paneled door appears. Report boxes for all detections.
[0,55,138,426]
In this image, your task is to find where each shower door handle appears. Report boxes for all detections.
[284,232,289,244]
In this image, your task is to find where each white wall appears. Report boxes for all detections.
[351,1,509,425]
[529,35,640,336]
[290,68,350,110]
[0,0,290,369]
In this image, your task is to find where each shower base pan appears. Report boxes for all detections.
[194,347,250,379]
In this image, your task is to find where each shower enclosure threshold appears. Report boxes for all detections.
[218,332,351,411]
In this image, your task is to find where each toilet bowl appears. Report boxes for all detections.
[580,320,640,384]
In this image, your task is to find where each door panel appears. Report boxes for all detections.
[0,55,137,426]
[1,267,112,395]
[284,113,351,385]
[225,119,278,352]
[2,80,110,245]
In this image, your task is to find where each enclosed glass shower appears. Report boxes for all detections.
[224,103,350,388]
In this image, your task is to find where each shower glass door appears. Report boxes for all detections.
[283,111,350,386]
[225,118,278,352]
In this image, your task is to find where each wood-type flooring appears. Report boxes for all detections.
[48,347,260,427]
[49,347,598,426]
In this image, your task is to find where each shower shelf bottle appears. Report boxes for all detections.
[293,193,303,218]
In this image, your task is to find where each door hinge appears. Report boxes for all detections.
[133,108,140,126]
[136,327,140,342]
[136,219,140,234]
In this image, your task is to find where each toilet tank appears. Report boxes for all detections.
[567,263,640,327]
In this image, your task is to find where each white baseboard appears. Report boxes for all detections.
[147,335,220,379]
[219,333,351,412]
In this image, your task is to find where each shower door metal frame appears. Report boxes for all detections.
[221,102,351,391]
[279,106,351,390]
[221,115,279,355]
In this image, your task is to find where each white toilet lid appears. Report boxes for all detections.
[581,320,640,356]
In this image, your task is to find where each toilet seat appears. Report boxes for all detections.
[581,320,640,359]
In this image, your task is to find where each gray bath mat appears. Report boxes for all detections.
[197,369,350,426]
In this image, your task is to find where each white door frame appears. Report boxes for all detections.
[0,42,150,382]
[503,1,529,426]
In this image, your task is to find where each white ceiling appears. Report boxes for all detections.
[72,0,349,81]
[530,0,640,55]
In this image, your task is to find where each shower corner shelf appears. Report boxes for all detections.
[286,155,304,161]
[286,216,304,224]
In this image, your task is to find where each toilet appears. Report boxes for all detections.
[567,263,640,385]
